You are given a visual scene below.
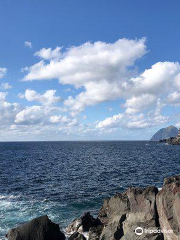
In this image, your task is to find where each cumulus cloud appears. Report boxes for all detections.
[50,115,71,124]
[167,91,180,106]
[22,39,180,116]
[23,38,147,112]
[0,68,7,78]
[0,90,85,139]
[15,106,57,125]
[96,110,169,130]
[0,92,21,126]
[35,47,62,60]
[124,94,156,114]
[16,38,180,135]
[24,41,32,49]
[0,82,12,90]
[129,62,180,95]
[14,105,80,133]
[19,89,61,105]
[23,39,147,82]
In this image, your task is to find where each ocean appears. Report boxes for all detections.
[0,141,180,239]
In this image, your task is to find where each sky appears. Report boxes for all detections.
[1,0,180,141]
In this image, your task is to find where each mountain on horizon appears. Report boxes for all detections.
[150,125,178,141]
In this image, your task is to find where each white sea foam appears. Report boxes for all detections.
[0,194,68,240]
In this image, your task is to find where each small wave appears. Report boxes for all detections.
[0,194,21,200]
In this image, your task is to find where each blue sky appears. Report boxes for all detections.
[0,0,180,140]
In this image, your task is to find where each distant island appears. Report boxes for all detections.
[150,125,178,141]
[151,125,180,145]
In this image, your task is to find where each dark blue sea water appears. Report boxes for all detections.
[0,141,180,239]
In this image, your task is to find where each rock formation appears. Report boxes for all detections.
[66,212,102,234]
[69,232,86,240]
[6,215,65,240]
[156,175,180,240]
[99,186,162,240]
[160,136,180,145]
[6,174,180,240]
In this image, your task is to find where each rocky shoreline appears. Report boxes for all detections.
[5,174,180,240]
[160,136,180,145]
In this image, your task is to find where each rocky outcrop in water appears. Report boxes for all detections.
[160,136,180,145]
[6,174,180,240]
[66,212,102,234]
[150,125,178,141]
[6,215,65,240]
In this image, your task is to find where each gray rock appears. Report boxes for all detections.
[66,212,102,235]
[98,198,109,225]
[156,174,180,240]
[100,214,126,240]
[99,186,162,240]
[6,215,65,240]
[122,186,161,239]
[89,225,104,240]
[69,232,86,240]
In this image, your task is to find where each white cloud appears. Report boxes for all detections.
[23,38,147,113]
[130,62,180,95]
[0,92,8,101]
[96,106,169,130]
[124,94,156,114]
[15,106,55,125]
[0,92,21,126]
[23,39,147,83]
[19,89,61,105]
[50,115,71,124]
[22,39,180,117]
[35,47,62,60]
[0,82,12,90]
[24,41,32,49]
[0,68,7,78]
[21,66,29,73]
[14,105,80,132]
[0,90,84,139]
[167,91,180,106]
[11,38,180,138]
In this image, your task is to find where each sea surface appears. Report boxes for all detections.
[0,141,180,239]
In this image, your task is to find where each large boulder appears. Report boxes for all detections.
[156,174,180,240]
[100,186,162,240]
[66,212,102,235]
[69,232,86,240]
[99,191,130,240]
[89,225,104,240]
[6,215,65,240]
[122,186,162,240]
